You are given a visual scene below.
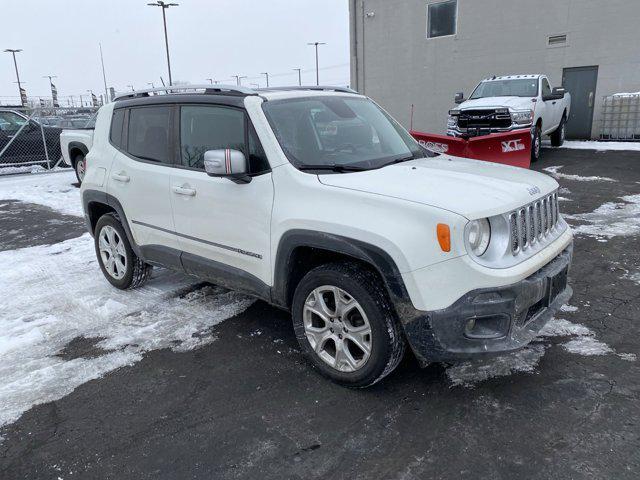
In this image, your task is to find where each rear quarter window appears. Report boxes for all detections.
[109,109,125,149]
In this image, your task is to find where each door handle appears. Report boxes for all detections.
[172,185,196,196]
[552,101,557,105]
[111,172,130,183]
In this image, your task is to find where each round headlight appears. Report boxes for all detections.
[467,219,491,256]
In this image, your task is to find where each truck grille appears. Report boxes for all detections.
[457,109,512,132]
[508,192,560,254]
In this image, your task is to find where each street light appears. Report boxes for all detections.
[4,49,24,105]
[147,1,179,86]
[293,68,302,86]
[261,72,269,88]
[307,42,326,86]
[232,75,246,86]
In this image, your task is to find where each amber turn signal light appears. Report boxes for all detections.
[437,223,451,252]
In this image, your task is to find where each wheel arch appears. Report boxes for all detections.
[272,229,412,314]
[82,189,141,257]
[68,142,88,167]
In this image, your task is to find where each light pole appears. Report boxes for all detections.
[127,85,135,91]
[147,82,155,88]
[4,49,24,104]
[293,68,302,86]
[206,78,214,84]
[99,43,109,102]
[307,42,326,86]
[232,75,246,86]
[147,1,179,86]
[261,72,269,88]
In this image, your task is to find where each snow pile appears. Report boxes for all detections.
[543,165,617,183]
[623,271,640,285]
[0,170,81,217]
[446,344,546,388]
[562,336,613,356]
[565,194,640,238]
[0,234,254,427]
[545,140,640,152]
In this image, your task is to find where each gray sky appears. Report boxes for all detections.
[0,0,350,104]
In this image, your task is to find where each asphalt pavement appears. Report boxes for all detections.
[1,148,639,479]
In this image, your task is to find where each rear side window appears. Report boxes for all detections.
[109,109,125,148]
[127,106,171,164]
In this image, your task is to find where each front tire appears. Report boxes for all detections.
[550,116,566,147]
[292,262,406,388]
[531,125,542,162]
[94,213,152,290]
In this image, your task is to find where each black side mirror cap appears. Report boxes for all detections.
[454,92,465,104]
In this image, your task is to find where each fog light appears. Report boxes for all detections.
[464,318,476,336]
[464,314,510,339]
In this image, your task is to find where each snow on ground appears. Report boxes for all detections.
[623,271,640,285]
[564,193,640,239]
[0,234,254,428]
[0,170,81,217]
[447,305,635,388]
[446,344,546,388]
[543,165,617,183]
[544,140,640,152]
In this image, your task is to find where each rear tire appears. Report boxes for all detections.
[550,116,566,147]
[94,213,152,290]
[531,125,542,162]
[74,154,86,184]
[292,262,406,388]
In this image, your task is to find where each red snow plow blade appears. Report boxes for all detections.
[410,129,532,168]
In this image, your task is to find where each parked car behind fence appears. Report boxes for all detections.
[0,107,97,174]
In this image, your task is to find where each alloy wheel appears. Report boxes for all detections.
[98,225,127,280]
[303,285,372,372]
[76,158,86,182]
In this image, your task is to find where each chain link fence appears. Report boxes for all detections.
[0,107,97,175]
[600,93,640,141]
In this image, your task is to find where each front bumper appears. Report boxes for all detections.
[402,244,573,365]
[447,123,532,138]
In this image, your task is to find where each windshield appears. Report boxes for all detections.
[470,79,538,99]
[262,96,429,171]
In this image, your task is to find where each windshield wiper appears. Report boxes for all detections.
[380,154,416,168]
[298,164,368,172]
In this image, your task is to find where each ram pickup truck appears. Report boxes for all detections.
[81,85,573,387]
[60,114,96,183]
[448,75,571,162]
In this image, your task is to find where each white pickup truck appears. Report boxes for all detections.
[60,115,96,183]
[447,75,571,161]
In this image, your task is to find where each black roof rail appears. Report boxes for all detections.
[259,86,358,94]
[113,84,257,101]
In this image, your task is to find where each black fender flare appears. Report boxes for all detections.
[82,189,142,257]
[272,229,414,317]
[68,142,89,165]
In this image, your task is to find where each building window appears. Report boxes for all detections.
[427,0,457,38]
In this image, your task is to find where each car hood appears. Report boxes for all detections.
[457,96,535,111]
[318,156,558,219]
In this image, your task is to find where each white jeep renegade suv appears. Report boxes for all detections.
[80,85,573,387]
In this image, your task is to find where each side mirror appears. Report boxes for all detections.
[552,87,566,99]
[203,149,251,184]
[454,92,465,104]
